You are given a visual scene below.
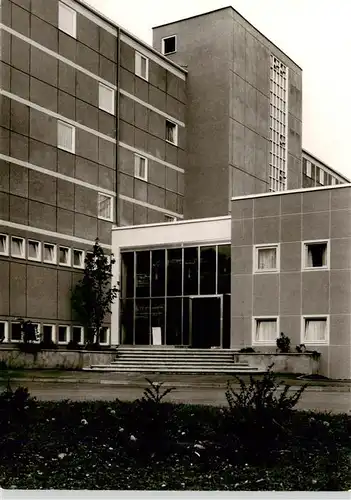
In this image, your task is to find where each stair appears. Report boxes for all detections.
[83,346,264,374]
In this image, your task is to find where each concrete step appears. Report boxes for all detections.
[83,366,264,373]
[89,364,255,370]
[115,356,236,362]
[111,360,247,366]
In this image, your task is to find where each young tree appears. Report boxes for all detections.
[71,238,118,347]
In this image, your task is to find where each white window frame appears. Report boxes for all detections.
[302,240,330,271]
[0,321,9,342]
[0,234,9,256]
[10,321,22,343]
[73,249,85,269]
[99,326,110,346]
[301,315,329,345]
[27,239,41,262]
[134,154,148,181]
[58,246,71,267]
[162,35,177,55]
[57,120,75,154]
[71,326,84,345]
[165,120,178,146]
[58,1,77,38]
[98,83,115,115]
[254,244,280,273]
[11,236,25,259]
[42,324,56,344]
[165,214,177,222]
[43,242,57,264]
[135,51,149,81]
[98,193,113,221]
[306,161,312,177]
[57,325,70,345]
[252,316,280,346]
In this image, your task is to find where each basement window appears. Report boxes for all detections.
[162,35,177,55]
[303,241,329,270]
[43,325,55,344]
[99,327,110,345]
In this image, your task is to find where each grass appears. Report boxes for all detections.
[0,395,350,490]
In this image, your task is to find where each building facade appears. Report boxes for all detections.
[302,150,349,188]
[153,7,303,218]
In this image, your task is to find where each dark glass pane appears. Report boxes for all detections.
[200,246,216,295]
[182,297,190,346]
[223,294,231,349]
[136,251,150,298]
[151,250,165,297]
[11,323,21,341]
[311,163,315,182]
[135,299,150,344]
[166,298,182,345]
[218,245,231,294]
[120,299,134,345]
[121,252,134,298]
[151,298,165,344]
[184,247,198,295]
[167,248,182,296]
[43,325,52,343]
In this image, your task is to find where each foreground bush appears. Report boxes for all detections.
[0,379,350,491]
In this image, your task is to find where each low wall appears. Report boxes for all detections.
[0,348,116,370]
[234,353,320,375]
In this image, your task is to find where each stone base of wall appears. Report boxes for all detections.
[233,353,320,375]
[0,348,116,370]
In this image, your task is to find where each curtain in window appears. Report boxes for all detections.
[44,245,53,261]
[307,244,326,267]
[0,236,6,253]
[304,319,326,342]
[28,242,38,259]
[58,122,73,151]
[256,320,276,342]
[12,239,22,256]
[99,195,111,219]
[166,123,174,143]
[136,157,146,178]
[258,248,276,270]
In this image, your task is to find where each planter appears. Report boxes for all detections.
[0,347,116,370]
[233,352,320,375]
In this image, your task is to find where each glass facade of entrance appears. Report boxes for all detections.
[120,245,231,346]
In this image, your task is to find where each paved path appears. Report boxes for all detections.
[7,381,350,414]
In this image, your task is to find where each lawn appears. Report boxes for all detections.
[0,378,350,491]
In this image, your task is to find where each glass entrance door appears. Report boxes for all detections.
[189,295,222,348]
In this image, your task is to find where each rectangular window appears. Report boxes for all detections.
[59,246,71,267]
[99,327,110,345]
[162,35,177,55]
[43,325,55,344]
[11,236,25,258]
[73,249,84,269]
[134,154,148,181]
[303,241,329,270]
[98,193,113,221]
[306,161,312,178]
[58,2,76,38]
[254,244,279,273]
[0,234,9,255]
[0,321,8,342]
[166,120,178,145]
[10,322,22,342]
[57,121,75,153]
[99,83,115,114]
[43,243,57,264]
[302,316,329,345]
[72,326,84,344]
[58,325,69,344]
[253,317,279,345]
[135,52,148,81]
[164,215,177,222]
[27,240,41,262]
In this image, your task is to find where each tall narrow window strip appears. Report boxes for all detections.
[98,194,113,221]
[57,121,75,153]
[58,2,77,38]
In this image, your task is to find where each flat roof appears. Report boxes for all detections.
[302,149,350,182]
[153,5,302,71]
[74,0,187,74]
[231,182,351,202]
[112,214,231,232]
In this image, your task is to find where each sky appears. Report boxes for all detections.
[86,0,351,179]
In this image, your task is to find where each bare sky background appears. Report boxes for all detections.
[86,0,351,178]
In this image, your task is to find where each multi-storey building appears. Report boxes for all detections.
[0,0,187,346]
[153,7,303,218]
[302,150,349,188]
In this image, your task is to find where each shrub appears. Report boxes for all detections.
[67,340,82,350]
[239,347,256,353]
[223,365,307,463]
[276,332,291,353]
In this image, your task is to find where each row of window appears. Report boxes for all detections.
[0,233,97,268]
[253,316,329,345]
[302,158,343,187]
[254,241,329,273]
[0,321,110,345]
